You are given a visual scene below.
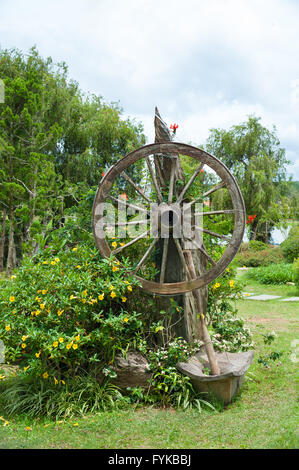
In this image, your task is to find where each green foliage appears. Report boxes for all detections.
[241,240,268,252]
[237,246,283,267]
[0,371,125,419]
[0,46,145,271]
[281,226,299,263]
[0,241,142,380]
[247,263,294,284]
[146,338,216,412]
[206,116,290,242]
[292,258,299,289]
[207,266,254,352]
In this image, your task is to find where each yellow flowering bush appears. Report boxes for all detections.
[207,264,253,352]
[0,242,143,382]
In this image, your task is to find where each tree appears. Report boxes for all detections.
[206,116,290,242]
[0,47,146,272]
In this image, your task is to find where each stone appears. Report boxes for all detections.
[177,350,254,404]
[247,294,281,301]
[111,351,152,390]
[279,297,299,302]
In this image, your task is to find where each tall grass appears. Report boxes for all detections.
[247,263,294,284]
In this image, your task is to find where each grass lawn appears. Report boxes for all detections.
[0,271,298,449]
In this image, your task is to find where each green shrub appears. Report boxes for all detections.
[281,238,299,263]
[0,371,126,418]
[237,246,283,267]
[240,241,268,252]
[293,258,299,289]
[247,263,294,284]
[0,241,143,382]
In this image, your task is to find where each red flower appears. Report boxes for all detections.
[246,214,257,224]
[200,169,205,173]
[120,192,128,200]
[102,171,106,177]
[170,123,179,134]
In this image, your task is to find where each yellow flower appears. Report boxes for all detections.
[242,265,246,268]
[51,261,56,266]
[123,317,129,323]
[40,304,45,310]
[59,337,64,343]
[120,242,125,246]
[55,258,60,263]
[110,291,116,298]
[61,380,65,385]
[35,352,41,358]
[5,325,11,331]
[72,344,78,350]
[112,242,117,249]
[127,285,132,292]
[112,266,119,272]
[213,283,221,290]
[72,247,78,252]
[121,297,127,303]
[9,296,15,302]
[109,285,115,291]
[73,422,79,427]
[41,290,48,295]
[53,341,58,348]
[98,294,104,301]
[23,366,30,371]
[66,343,73,350]
[76,265,81,269]
[22,335,27,341]
[75,335,80,341]
[57,310,64,316]
[21,343,26,349]
[81,298,86,303]
[25,426,32,431]
[43,261,48,265]
[35,310,40,316]
[43,372,49,379]
[35,296,41,302]
[226,268,230,272]
[11,275,16,279]
[82,290,87,297]
[70,295,76,300]
[54,377,58,385]
[229,280,235,288]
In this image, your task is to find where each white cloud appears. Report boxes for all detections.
[0,0,298,178]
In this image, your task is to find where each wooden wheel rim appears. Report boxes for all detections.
[92,142,246,295]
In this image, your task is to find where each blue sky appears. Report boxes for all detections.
[1,0,299,179]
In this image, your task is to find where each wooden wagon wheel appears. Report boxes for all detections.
[92,142,245,295]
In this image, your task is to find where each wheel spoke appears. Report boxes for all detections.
[184,236,216,266]
[193,225,231,241]
[104,219,148,227]
[177,163,204,203]
[202,182,226,198]
[168,158,176,204]
[187,182,226,207]
[173,237,192,280]
[146,157,163,204]
[194,209,236,217]
[134,238,159,273]
[159,238,169,284]
[121,171,152,204]
[112,230,150,254]
[108,195,148,214]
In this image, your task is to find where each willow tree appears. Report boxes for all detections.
[206,116,290,242]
